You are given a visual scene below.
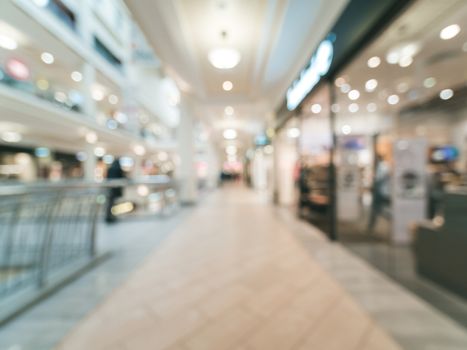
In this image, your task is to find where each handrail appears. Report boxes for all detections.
[0,176,176,196]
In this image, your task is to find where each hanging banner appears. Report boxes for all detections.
[392,138,427,244]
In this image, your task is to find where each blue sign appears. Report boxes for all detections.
[286,39,334,111]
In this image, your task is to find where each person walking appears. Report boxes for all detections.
[105,159,125,223]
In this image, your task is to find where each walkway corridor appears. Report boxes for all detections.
[56,186,400,350]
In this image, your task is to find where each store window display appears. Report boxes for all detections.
[330,0,467,296]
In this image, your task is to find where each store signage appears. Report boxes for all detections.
[286,39,334,111]
[6,58,30,81]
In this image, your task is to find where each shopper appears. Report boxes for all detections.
[105,159,125,223]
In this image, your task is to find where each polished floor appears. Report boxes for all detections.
[55,186,400,350]
[2,186,467,350]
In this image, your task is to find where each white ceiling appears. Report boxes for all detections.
[333,0,467,115]
[124,0,349,146]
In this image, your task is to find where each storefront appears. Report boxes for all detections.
[275,0,467,317]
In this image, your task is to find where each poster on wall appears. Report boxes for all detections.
[392,138,427,244]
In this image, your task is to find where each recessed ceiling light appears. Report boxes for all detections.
[440,89,454,100]
[367,56,381,68]
[91,87,105,101]
[71,71,82,82]
[0,35,18,50]
[208,48,241,69]
[386,51,399,64]
[222,80,233,91]
[41,52,54,64]
[340,84,351,93]
[85,132,98,144]
[440,24,460,40]
[348,89,360,100]
[367,103,377,112]
[108,94,119,105]
[287,128,300,138]
[334,77,346,87]
[387,94,400,105]
[348,103,359,113]
[311,103,322,113]
[331,104,340,113]
[94,147,106,157]
[133,144,146,156]
[397,82,409,93]
[399,56,413,67]
[225,106,234,115]
[342,125,352,135]
[223,128,237,140]
[423,77,436,88]
[365,79,378,92]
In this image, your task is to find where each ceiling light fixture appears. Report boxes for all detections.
[208,47,241,69]
[397,82,409,93]
[423,77,437,88]
[387,94,400,105]
[225,106,234,115]
[223,128,237,140]
[367,56,381,68]
[340,84,351,93]
[311,104,322,114]
[94,147,106,157]
[222,80,233,91]
[41,52,54,64]
[440,89,454,100]
[334,77,347,87]
[108,94,119,105]
[365,79,378,92]
[91,87,105,101]
[287,128,300,138]
[0,34,18,50]
[342,125,352,135]
[134,144,146,156]
[85,131,98,144]
[367,103,377,113]
[440,24,460,40]
[71,71,82,82]
[1,131,22,143]
[348,89,360,100]
[399,56,413,67]
[348,103,359,113]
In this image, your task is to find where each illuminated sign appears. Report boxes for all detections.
[286,39,334,111]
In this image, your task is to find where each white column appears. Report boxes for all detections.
[81,63,96,118]
[77,0,94,47]
[176,94,198,204]
[84,145,96,181]
[275,132,298,206]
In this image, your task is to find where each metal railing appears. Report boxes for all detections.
[0,177,176,324]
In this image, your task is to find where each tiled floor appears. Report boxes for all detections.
[2,186,467,350]
[0,208,190,350]
[55,186,402,350]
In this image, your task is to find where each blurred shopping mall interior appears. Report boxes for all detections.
[1,0,467,349]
